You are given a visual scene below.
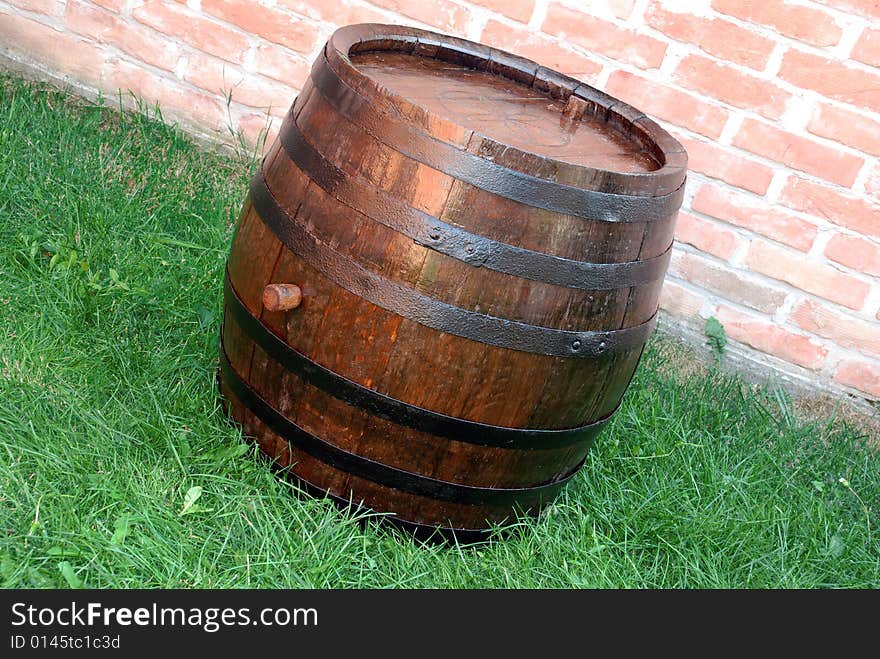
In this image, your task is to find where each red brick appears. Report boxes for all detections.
[605,70,729,139]
[542,4,667,69]
[833,359,880,398]
[201,0,320,54]
[671,252,787,314]
[184,52,297,114]
[0,12,105,87]
[824,233,880,277]
[712,0,842,48]
[368,0,472,34]
[791,299,880,357]
[481,20,602,81]
[659,279,705,319]
[692,183,818,252]
[673,134,774,195]
[277,0,389,24]
[470,0,533,23]
[65,1,117,33]
[65,1,180,72]
[105,59,226,130]
[253,44,310,90]
[645,4,774,70]
[746,239,870,310]
[674,210,743,261]
[133,1,250,64]
[825,0,880,21]
[853,27,880,68]
[715,305,829,370]
[779,49,880,115]
[807,103,880,157]
[674,54,791,120]
[780,177,880,240]
[7,0,55,14]
[237,112,280,151]
[732,118,864,187]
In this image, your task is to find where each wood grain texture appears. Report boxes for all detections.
[353,51,658,173]
[218,23,686,533]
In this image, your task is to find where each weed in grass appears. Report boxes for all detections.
[705,316,727,367]
[0,73,878,588]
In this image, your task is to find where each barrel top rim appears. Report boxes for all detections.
[324,23,688,196]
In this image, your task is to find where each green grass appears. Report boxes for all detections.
[1,73,878,589]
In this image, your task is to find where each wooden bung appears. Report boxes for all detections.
[262,283,302,311]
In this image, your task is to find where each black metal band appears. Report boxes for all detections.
[224,272,609,450]
[250,172,658,358]
[219,346,582,507]
[308,56,686,222]
[218,368,507,544]
[284,472,497,544]
[279,118,673,290]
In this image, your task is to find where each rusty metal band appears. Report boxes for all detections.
[224,272,608,450]
[250,171,658,358]
[219,346,582,507]
[279,118,673,290]
[308,56,686,222]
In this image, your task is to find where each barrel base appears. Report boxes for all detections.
[217,371,515,545]
[274,463,507,546]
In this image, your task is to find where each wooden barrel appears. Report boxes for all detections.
[218,23,687,540]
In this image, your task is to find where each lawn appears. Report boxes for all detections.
[1,73,878,588]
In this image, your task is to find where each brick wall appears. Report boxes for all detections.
[2,0,879,404]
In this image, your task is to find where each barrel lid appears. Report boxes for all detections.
[321,24,687,197]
